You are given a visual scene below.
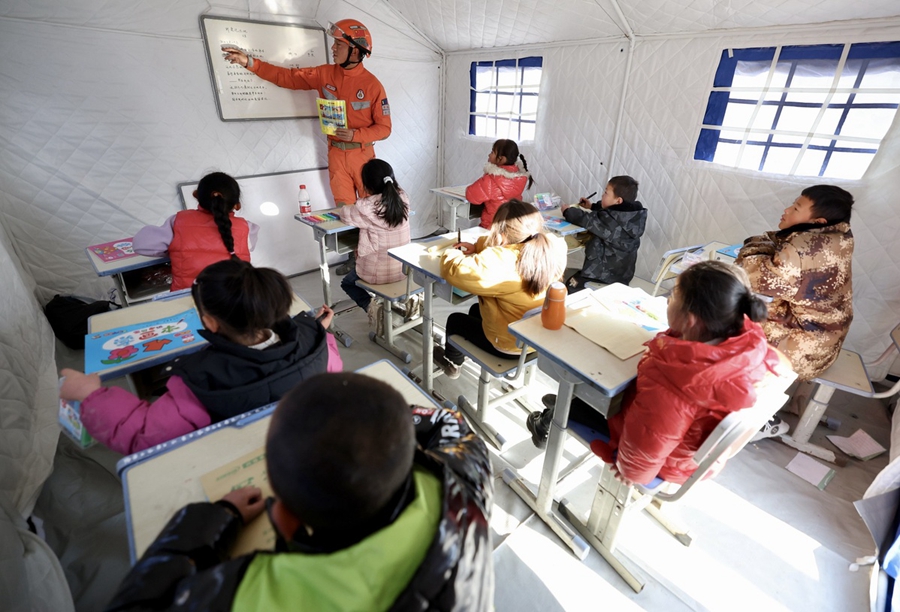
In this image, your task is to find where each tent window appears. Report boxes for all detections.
[469,57,542,141]
[695,42,900,180]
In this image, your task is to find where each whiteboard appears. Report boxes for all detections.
[178,168,337,278]
[199,15,329,121]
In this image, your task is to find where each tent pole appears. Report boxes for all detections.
[606,0,635,182]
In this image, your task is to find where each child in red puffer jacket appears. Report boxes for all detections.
[465,139,533,229]
[530,261,794,485]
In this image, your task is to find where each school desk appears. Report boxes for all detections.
[387,228,488,393]
[505,284,667,567]
[85,239,170,306]
[293,210,359,347]
[116,359,440,562]
[650,241,734,296]
[430,185,477,233]
[87,293,311,382]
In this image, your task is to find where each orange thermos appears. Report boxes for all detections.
[541,282,567,330]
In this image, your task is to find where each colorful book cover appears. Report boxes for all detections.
[316,98,347,135]
[84,309,205,375]
[301,212,341,224]
[716,243,742,259]
[59,394,94,449]
[89,238,138,263]
[541,214,574,232]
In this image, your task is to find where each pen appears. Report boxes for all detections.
[585,191,597,201]
[458,229,462,244]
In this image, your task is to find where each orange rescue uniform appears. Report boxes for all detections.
[248,60,391,205]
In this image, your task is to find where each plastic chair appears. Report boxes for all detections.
[446,334,537,451]
[649,244,704,296]
[355,274,424,363]
[782,323,900,463]
[558,386,792,592]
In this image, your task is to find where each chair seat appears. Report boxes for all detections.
[447,335,535,376]
[355,277,423,301]
[813,349,874,395]
[567,419,664,489]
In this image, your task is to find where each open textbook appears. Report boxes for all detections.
[200,447,276,556]
[564,284,668,360]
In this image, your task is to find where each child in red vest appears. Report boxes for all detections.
[133,172,258,291]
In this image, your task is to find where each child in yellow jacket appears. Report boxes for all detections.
[434,199,567,378]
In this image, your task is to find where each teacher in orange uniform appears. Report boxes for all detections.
[223,19,391,209]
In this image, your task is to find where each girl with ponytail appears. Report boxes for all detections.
[465,139,534,229]
[529,260,795,486]
[337,158,410,318]
[133,171,258,291]
[433,199,567,378]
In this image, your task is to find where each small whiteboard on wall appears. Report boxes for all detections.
[199,15,329,121]
[178,168,336,278]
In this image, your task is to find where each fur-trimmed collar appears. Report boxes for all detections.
[482,160,530,180]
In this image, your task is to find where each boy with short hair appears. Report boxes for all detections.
[105,373,493,611]
[562,175,647,292]
[736,184,854,382]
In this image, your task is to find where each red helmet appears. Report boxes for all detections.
[327,19,372,57]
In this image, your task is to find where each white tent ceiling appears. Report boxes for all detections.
[384,0,900,51]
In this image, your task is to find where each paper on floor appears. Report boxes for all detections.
[826,429,887,461]
[785,452,836,490]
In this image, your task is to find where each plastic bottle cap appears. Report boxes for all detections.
[300,184,306,189]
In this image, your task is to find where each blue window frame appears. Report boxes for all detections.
[469,57,543,141]
[694,42,900,180]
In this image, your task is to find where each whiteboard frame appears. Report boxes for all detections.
[199,15,329,122]
[177,167,336,278]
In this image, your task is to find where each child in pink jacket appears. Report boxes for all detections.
[465,139,533,229]
[60,260,339,455]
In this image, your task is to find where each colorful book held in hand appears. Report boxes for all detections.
[316,98,347,135]
[59,395,94,449]
[84,308,206,375]
[89,238,138,263]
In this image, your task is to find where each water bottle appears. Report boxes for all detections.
[541,281,567,330]
[298,184,311,214]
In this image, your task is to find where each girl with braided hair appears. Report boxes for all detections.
[133,171,258,290]
[465,139,534,229]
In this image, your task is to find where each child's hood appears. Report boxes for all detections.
[482,160,530,180]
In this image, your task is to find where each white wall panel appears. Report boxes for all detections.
[444,43,627,209]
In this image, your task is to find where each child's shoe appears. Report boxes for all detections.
[432,346,461,379]
[526,408,552,449]
[751,417,790,442]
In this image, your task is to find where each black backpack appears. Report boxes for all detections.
[43,295,120,350]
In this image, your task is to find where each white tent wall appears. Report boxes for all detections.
[0,0,441,302]
[443,21,900,365]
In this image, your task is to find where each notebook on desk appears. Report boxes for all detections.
[88,238,138,263]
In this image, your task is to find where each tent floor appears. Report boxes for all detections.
[39,265,887,611]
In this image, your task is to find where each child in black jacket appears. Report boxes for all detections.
[563,175,647,292]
